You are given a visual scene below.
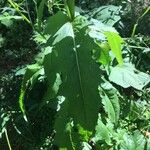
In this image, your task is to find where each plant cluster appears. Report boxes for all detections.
[0,0,150,150]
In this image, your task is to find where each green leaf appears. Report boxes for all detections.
[120,130,146,150]
[64,0,75,20]
[82,142,92,150]
[77,124,92,142]
[7,0,31,24]
[44,26,102,148]
[54,100,74,149]
[89,19,117,33]
[104,31,124,65]
[22,64,42,90]
[19,64,42,119]
[147,138,150,150]
[0,111,10,139]
[0,12,22,27]
[53,22,74,45]
[43,73,62,101]
[37,0,47,31]
[109,63,150,90]
[100,80,120,125]
[91,5,121,26]
[0,14,22,21]
[94,115,112,145]
[95,42,110,65]
[44,11,69,35]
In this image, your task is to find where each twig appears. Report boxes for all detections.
[4,128,12,150]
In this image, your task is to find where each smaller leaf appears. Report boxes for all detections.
[96,42,110,65]
[15,67,26,76]
[120,130,146,150]
[64,0,75,20]
[109,63,150,90]
[22,64,42,90]
[89,19,117,33]
[82,142,92,150]
[19,64,42,120]
[76,124,92,142]
[94,115,112,145]
[100,80,120,125]
[104,31,124,65]
[91,5,121,26]
[37,0,47,31]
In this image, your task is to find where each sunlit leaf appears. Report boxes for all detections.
[109,63,150,90]
[100,80,120,125]
[120,131,146,150]
[104,31,124,65]
[53,22,74,45]
[44,26,102,148]
[94,115,112,145]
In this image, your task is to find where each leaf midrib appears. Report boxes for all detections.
[72,28,88,126]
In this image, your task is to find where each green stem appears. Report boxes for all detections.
[4,128,12,150]
[131,6,150,37]
[7,0,31,25]
[131,24,137,38]
[25,0,34,30]
[128,45,149,49]
[69,130,76,150]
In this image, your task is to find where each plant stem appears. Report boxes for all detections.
[25,0,34,30]
[4,128,12,150]
[131,6,150,37]
[128,45,149,49]
[7,0,31,25]
[69,130,76,150]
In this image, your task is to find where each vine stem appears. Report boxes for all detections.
[4,128,12,150]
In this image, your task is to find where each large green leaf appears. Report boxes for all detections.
[109,63,150,90]
[44,25,102,148]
